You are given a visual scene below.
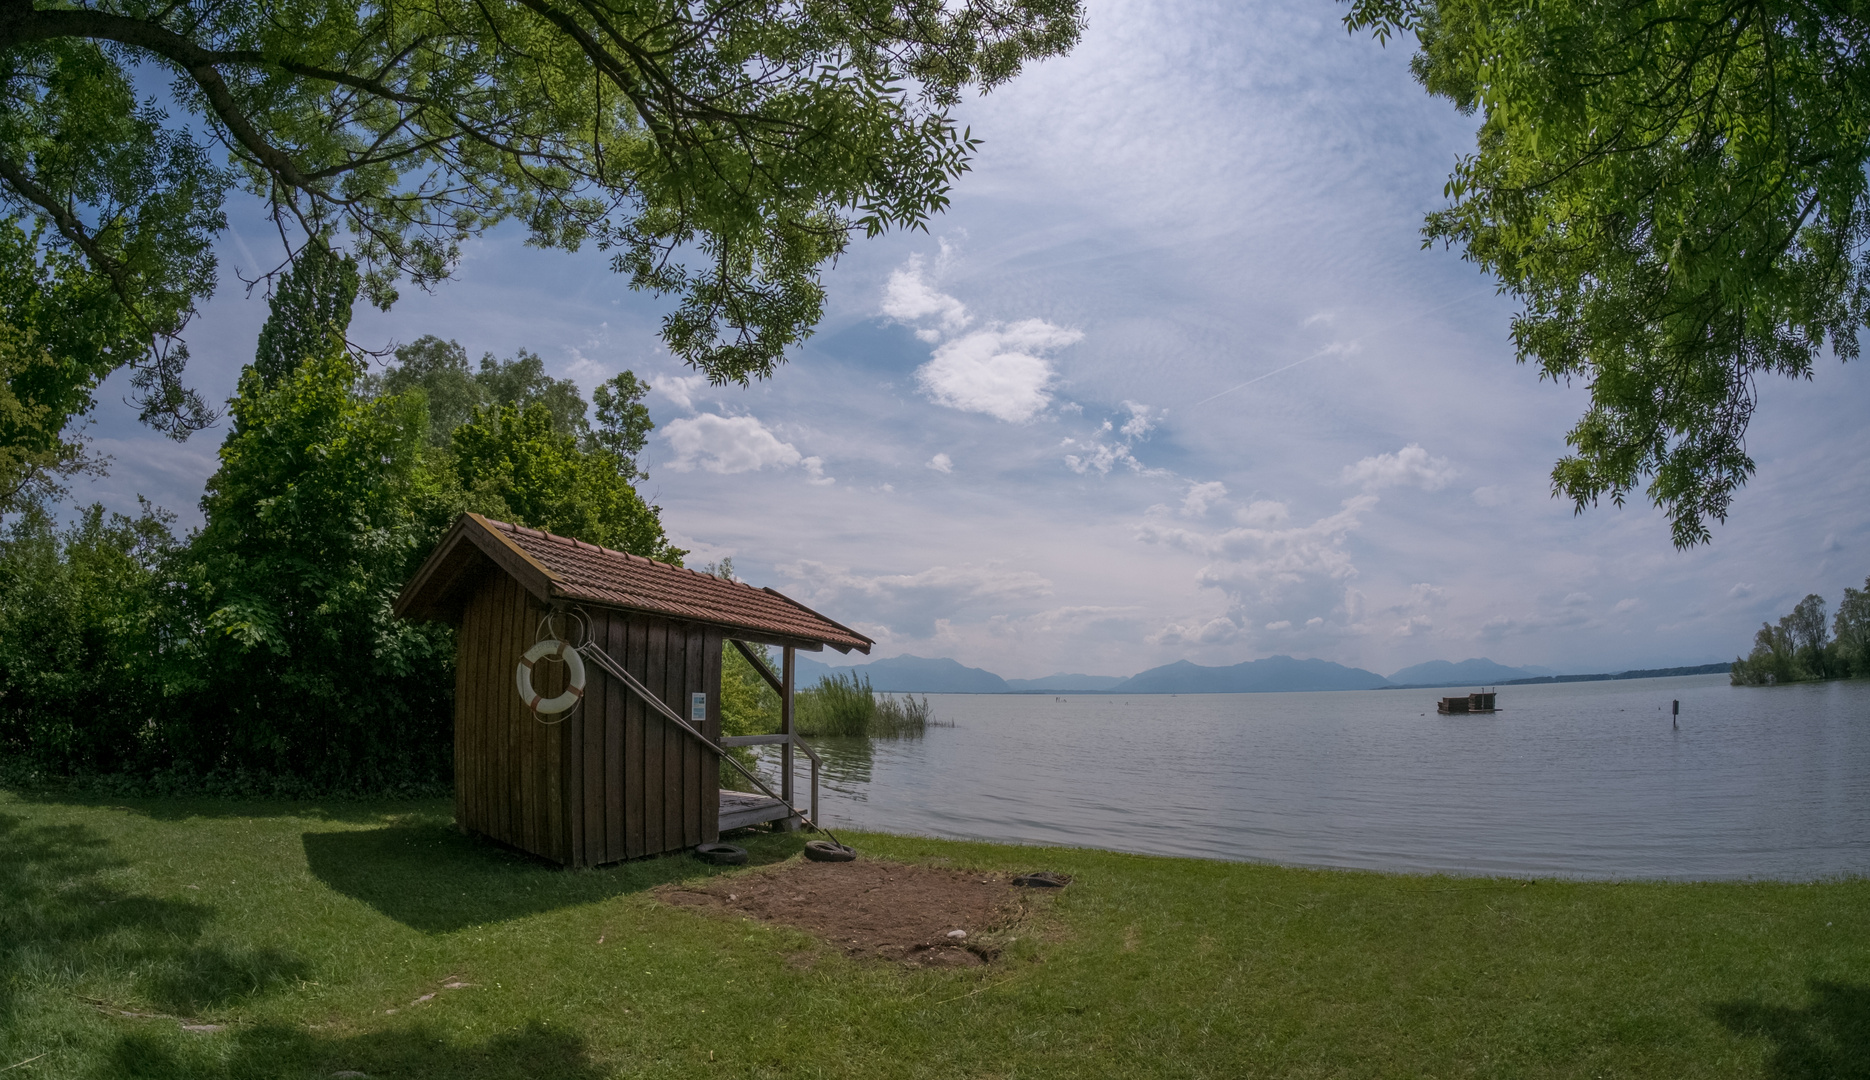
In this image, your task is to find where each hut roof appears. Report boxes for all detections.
[394,513,873,653]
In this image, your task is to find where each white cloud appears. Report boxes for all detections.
[927,452,954,474]
[781,559,1054,637]
[654,373,712,413]
[1265,619,1292,631]
[1119,401,1157,439]
[916,319,1080,422]
[881,254,971,342]
[1063,438,1146,475]
[1729,583,1755,599]
[1182,481,1227,517]
[1613,598,1640,613]
[1342,444,1455,491]
[1149,616,1241,646]
[783,560,1052,604]
[1236,500,1291,527]
[562,347,608,386]
[1141,495,1377,589]
[663,414,829,483]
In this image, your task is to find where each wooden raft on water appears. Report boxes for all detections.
[1438,691,1498,715]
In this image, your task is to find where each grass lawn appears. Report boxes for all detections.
[0,790,1864,1079]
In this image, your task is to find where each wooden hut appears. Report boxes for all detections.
[393,513,873,866]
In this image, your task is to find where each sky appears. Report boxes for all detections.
[59,0,1870,681]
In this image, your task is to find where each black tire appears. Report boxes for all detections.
[1012,872,1070,888]
[803,840,856,862]
[694,843,747,865]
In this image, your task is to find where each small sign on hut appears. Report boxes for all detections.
[394,513,872,866]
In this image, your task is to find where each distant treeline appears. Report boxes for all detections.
[1497,663,1733,686]
[1731,580,1870,685]
[1380,662,1732,690]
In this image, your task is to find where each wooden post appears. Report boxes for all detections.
[779,645,799,830]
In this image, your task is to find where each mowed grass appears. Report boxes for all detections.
[0,791,1864,1079]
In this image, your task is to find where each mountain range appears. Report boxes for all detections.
[787,653,1572,694]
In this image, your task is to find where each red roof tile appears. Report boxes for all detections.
[480,517,871,653]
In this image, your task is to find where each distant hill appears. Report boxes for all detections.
[1113,655,1390,694]
[788,653,1010,693]
[1005,673,1130,692]
[1386,658,1537,687]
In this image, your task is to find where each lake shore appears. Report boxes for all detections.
[4,790,1864,1078]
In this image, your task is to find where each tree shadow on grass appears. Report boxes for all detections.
[0,813,311,1020]
[95,1019,604,1080]
[302,822,808,932]
[1712,980,1870,1080]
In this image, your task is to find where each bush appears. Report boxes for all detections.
[0,498,174,777]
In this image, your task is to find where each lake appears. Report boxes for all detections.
[762,674,1870,881]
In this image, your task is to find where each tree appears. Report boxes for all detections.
[449,400,683,561]
[252,242,359,388]
[1,0,1083,465]
[1732,591,1835,685]
[1345,0,1870,546]
[173,343,456,789]
[1732,620,1798,686]
[0,495,175,777]
[0,218,144,510]
[592,370,654,481]
[374,337,590,445]
[1784,593,1831,680]
[370,336,484,447]
[1833,579,1870,677]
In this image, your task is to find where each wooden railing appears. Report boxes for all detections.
[719,732,819,827]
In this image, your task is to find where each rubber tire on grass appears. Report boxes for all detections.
[803,840,856,863]
[694,843,747,865]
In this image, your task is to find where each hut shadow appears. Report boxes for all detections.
[93,1019,602,1080]
[302,823,809,933]
[1712,980,1870,1080]
[0,812,311,1018]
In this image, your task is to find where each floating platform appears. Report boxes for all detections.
[1437,691,1498,715]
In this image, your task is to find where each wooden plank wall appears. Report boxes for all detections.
[452,575,721,866]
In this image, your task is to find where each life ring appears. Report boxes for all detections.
[516,639,585,715]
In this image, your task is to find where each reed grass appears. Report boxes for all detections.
[794,675,946,738]
[872,692,942,737]
[794,671,876,737]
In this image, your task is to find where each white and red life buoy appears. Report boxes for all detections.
[515,639,585,714]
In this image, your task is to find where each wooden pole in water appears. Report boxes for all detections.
[1672,699,1679,730]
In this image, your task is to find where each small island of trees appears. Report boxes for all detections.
[1731,579,1870,685]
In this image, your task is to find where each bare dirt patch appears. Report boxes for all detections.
[659,860,1030,967]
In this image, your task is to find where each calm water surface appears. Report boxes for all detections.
[767,675,1870,880]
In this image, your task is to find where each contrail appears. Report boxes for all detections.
[1190,286,1496,409]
